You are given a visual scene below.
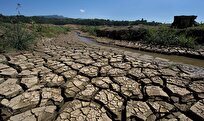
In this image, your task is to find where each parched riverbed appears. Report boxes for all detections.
[78,34,204,67]
[0,32,204,121]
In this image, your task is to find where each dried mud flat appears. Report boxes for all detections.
[0,32,204,121]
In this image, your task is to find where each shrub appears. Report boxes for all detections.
[146,27,197,48]
[96,28,148,41]
[2,23,35,51]
[81,26,99,36]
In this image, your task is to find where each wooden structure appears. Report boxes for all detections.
[172,16,197,28]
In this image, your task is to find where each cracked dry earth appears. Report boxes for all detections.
[0,32,204,121]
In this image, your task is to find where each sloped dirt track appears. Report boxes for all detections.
[0,32,204,121]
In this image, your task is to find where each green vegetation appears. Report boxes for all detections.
[0,14,161,26]
[0,3,70,53]
[32,24,70,37]
[0,22,70,53]
[93,26,203,49]
[80,26,99,36]
[0,22,35,52]
[146,27,197,48]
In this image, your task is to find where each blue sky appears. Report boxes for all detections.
[0,0,203,23]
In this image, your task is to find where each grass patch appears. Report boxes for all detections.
[0,22,70,53]
[32,24,70,38]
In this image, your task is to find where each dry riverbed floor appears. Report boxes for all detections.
[0,32,204,121]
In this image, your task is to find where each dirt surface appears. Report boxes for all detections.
[0,31,204,121]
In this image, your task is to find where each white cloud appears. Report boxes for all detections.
[80,9,85,13]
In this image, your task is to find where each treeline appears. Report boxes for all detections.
[0,14,161,26]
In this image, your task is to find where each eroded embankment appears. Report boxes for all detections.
[93,27,204,59]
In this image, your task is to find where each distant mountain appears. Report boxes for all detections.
[40,15,66,19]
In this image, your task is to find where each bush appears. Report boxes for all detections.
[81,26,99,36]
[146,27,197,48]
[96,28,148,41]
[93,26,198,49]
[0,22,35,52]
[185,28,204,44]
